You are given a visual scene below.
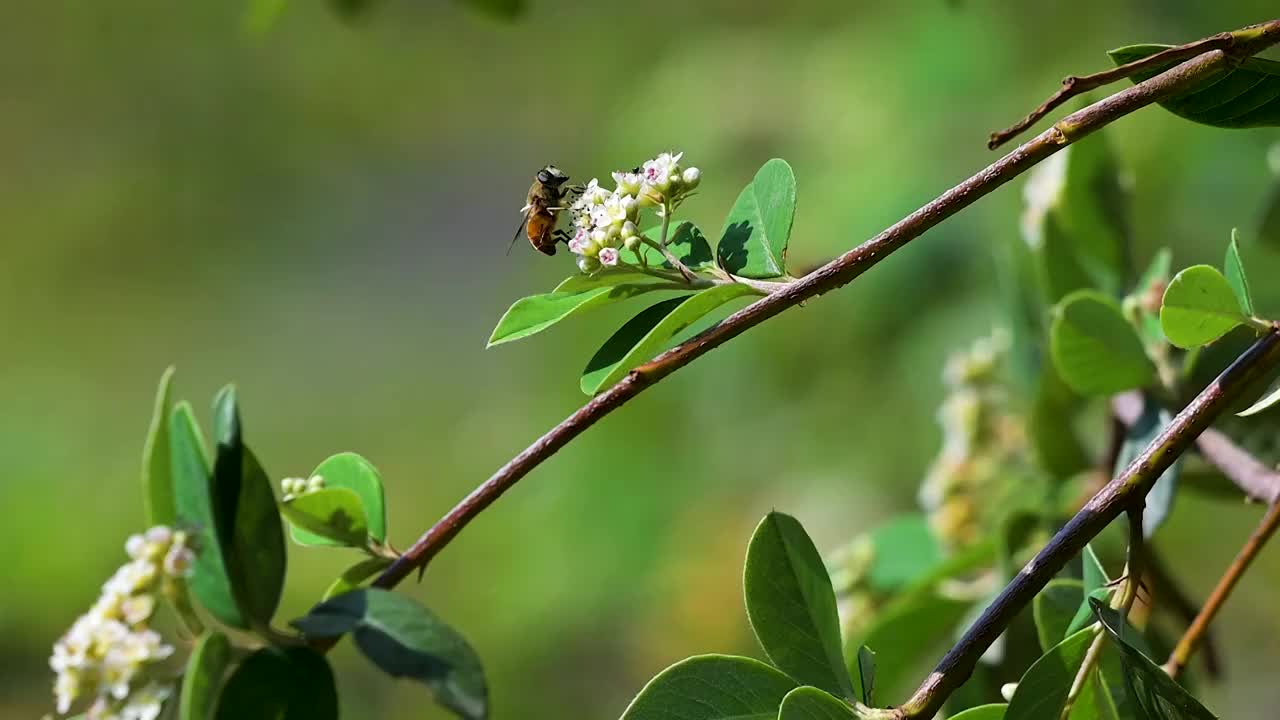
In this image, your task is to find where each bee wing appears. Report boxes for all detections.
[507,208,531,256]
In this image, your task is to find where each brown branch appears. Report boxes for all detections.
[368,43,1246,593]
[893,331,1280,719]
[987,33,1233,150]
[1164,500,1280,679]
[988,18,1280,150]
[1113,392,1280,504]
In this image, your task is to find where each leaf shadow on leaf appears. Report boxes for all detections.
[717,220,756,275]
[581,297,686,379]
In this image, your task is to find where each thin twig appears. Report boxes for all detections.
[369,34,1248,595]
[893,331,1280,719]
[987,32,1234,150]
[1164,500,1280,679]
[1113,392,1280,504]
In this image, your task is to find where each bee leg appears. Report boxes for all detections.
[552,229,572,245]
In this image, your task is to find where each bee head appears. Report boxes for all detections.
[537,165,569,186]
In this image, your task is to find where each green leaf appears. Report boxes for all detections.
[142,367,176,526]
[291,452,388,547]
[1034,579,1084,652]
[777,686,856,719]
[180,631,231,720]
[1161,265,1248,349]
[323,556,394,601]
[863,515,943,593]
[1109,44,1280,128]
[488,285,679,347]
[1238,378,1280,417]
[1134,248,1174,347]
[1090,598,1216,719]
[1224,230,1255,317]
[949,705,1008,720]
[849,590,973,700]
[1005,627,1097,720]
[1066,545,1112,637]
[215,647,338,720]
[717,159,797,278]
[581,284,756,394]
[210,386,287,631]
[1030,363,1091,479]
[1051,290,1155,395]
[627,222,717,271]
[282,487,370,547]
[1118,398,1183,537]
[1021,133,1130,297]
[618,654,797,720]
[744,512,852,699]
[852,646,875,705]
[555,269,667,293]
[170,402,243,629]
[292,589,487,720]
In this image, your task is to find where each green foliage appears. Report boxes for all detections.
[1109,44,1280,128]
[1050,290,1154,395]
[619,655,798,720]
[1066,545,1112,638]
[1005,627,1096,720]
[180,631,231,720]
[1117,398,1182,537]
[1160,265,1249,348]
[210,386,287,632]
[744,512,853,699]
[949,705,1008,719]
[1238,379,1280,417]
[1223,231,1255,317]
[141,367,176,526]
[293,588,488,720]
[717,159,797,278]
[215,647,338,720]
[581,284,755,394]
[488,285,678,347]
[282,487,370,547]
[1033,579,1084,652]
[290,452,388,547]
[323,556,394,600]
[1090,599,1216,719]
[777,686,858,719]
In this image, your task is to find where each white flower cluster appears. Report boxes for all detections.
[567,151,701,274]
[280,474,325,502]
[50,526,195,720]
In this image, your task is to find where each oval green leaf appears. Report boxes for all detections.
[618,654,797,720]
[626,222,716,270]
[744,512,853,700]
[283,487,369,547]
[581,284,756,395]
[215,646,338,720]
[1066,545,1112,638]
[717,158,797,278]
[488,285,677,347]
[170,401,243,629]
[1109,44,1280,128]
[323,556,394,601]
[180,631,231,720]
[1224,230,1255,317]
[291,452,388,547]
[292,588,487,720]
[1161,265,1248,349]
[777,686,856,719]
[142,367,177,526]
[210,386,287,631]
[1005,627,1097,720]
[1090,598,1216,719]
[1033,579,1084,652]
[1051,290,1155,395]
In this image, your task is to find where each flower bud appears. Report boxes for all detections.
[306,475,325,493]
[1000,683,1018,702]
[682,167,701,189]
[624,235,642,252]
[578,255,602,274]
[620,221,637,239]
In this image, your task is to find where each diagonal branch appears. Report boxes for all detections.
[1113,391,1280,504]
[368,24,1279,593]
[892,331,1280,719]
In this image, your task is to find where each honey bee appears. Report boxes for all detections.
[509,165,576,256]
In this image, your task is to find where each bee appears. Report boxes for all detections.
[510,165,576,256]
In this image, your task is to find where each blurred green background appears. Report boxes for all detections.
[4,1,1280,717]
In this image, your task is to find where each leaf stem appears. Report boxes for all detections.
[365,24,1279,621]
[1163,499,1280,678]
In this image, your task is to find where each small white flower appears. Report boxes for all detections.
[567,228,589,255]
[306,475,325,493]
[642,151,683,191]
[612,169,642,196]
[583,178,610,205]
[162,546,195,578]
[124,535,146,561]
[120,596,155,626]
[598,247,620,266]
[121,683,172,720]
[143,527,172,549]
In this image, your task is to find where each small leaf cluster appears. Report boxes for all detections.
[66,368,491,720]
[490,158,799,395]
